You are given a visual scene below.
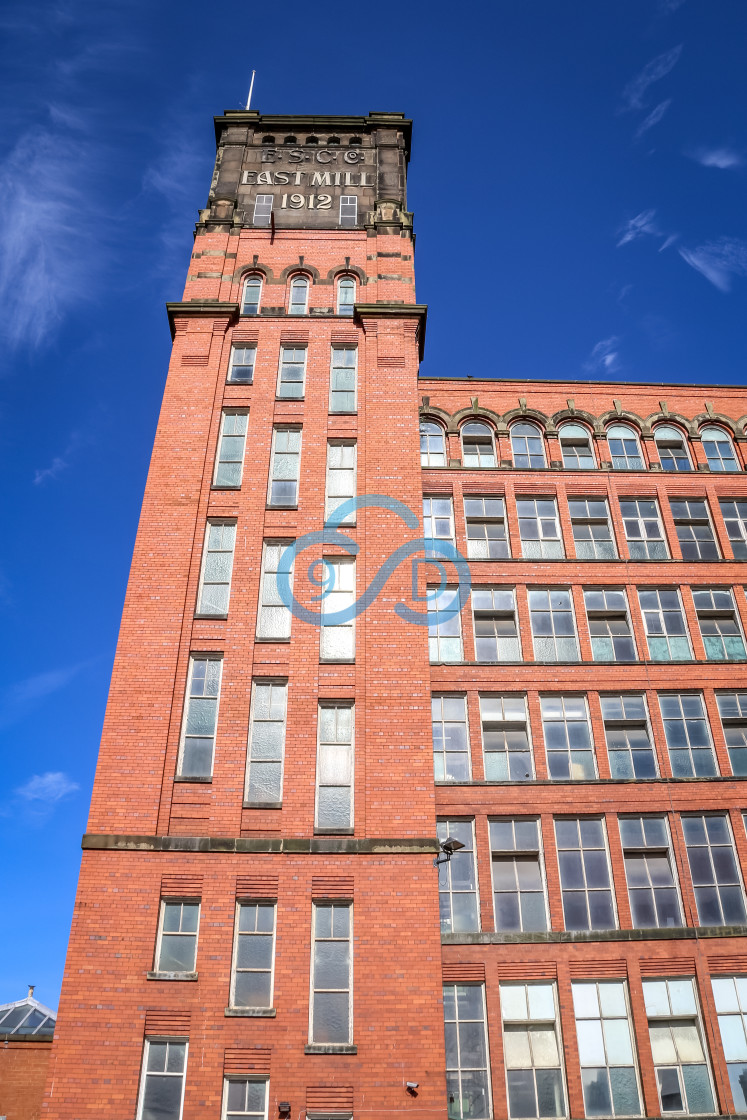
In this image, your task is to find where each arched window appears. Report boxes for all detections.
[461,421,496,468]
[349,136,362,146]
[261,135,275,145]
[328,136,340,146]
[511,422,545,468]
[283,135,297,145]
[420,421,446,467]
[241,275,262,315]
[701,426,739,472]
[337,276,355,316]
[559,423,595,469]
[654,425,691,471]
[607,424,644,470]
[288,275,309,315]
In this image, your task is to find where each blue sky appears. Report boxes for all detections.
[1,0,746,1010]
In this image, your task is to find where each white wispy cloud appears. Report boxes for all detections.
[634,99,672,140]
[616,209,661,247]
[678,238,747,292]
[621,45,683,111]
[658,0,686,12]
[33,429,85,485]
[15,771,79,804]
[7,663,88,707]
[688,147,743,170]
[584,337,621,374]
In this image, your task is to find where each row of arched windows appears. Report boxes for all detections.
[241,274,356,317]
[260,134,362,147]
[420,418,744,472]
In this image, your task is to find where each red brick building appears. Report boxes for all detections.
[44,110,747,1120]
[1,990,56,1120]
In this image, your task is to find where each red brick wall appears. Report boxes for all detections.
[1,1039,52,1120]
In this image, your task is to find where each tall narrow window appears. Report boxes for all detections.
[472,588,521,662]
[682,814,747,926]
[256,541,294,640]
[223,1079,268,1120]
[619,499,669,560]
[177,656,222,779]
[601,694,658,779]
[253,195,273,227]
[336,276,355,315]
[437,819,479,933]
[241,276,262,315]
[228,346,256,384]
[428,587,463,662]
[659,693,717,777]
[569,498,617,560]
[555,818,616,931]
[423,496,455,555]
[711,976,747,1111]
[619,816,682,929]
[155,901,200,973]
[310,903,352,1044]
[719,499,747,559]
[638,589,692,661]
[607,425,644,470]
[490,818,548,931]
[529,589,579,661]
[320,559,355,660]
[288,275,308,315]
[137,1041,188,1120]
[432,695,470,781]
[584,589,637,662]
[654,425,692,472]
[315,704,354,830]
[214,412,248,488]
[329,346,357,412]
[465,496,509,559]
[267,428,301,508]
[701,426,739,472]
[444,984,492,1120]
[716,692,747,776]
[230,902,276,1009]
[325,441,356,524]
[643,977,715,1114]
[511,422,546,468]
[461,422,496,468]
[420,420,446,467]
[559,423,595,469]
[480,694,532,780]
[276,347,306,399]
[670,499,720,560]
[245,681,287,805]
[692,587,746,660]
[339,195,357,226]
[501,983,566,1120]
[540,695,596,780]
[196,521,236,617]
[518,498,564,559]
[572,981,642,1118]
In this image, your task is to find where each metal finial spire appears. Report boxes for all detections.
[246,71,256,111]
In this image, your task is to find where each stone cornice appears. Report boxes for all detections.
[166,300,239,340]
[353,302,427,358]
[82,833,439,855]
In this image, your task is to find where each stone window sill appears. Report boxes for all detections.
[225,1007,276,1018]
[147,971,198,981]
[304,1044,357,1055]
[243,801,282,810]
[174,776,212,784]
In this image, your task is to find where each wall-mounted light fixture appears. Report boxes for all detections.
[433,836,465,868]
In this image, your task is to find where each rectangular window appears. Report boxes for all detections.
[214,412,248,488]
[620,499,669,560]
[177,656,222,779]
[137,1040,188,1120]
[480,694,532,780]
[692,587,746,660]
[601,694,658,779]
[518,498,564,559]
[339,195,357,227]
[276,347,306,399]
[472,588,521,662]
[310,903,352,1044]
[540,695,596,780]
[325,441,356,525]
[555,818,616,931]
[711,976,747,1112]
[643,977,715,1114]
[315,704,354,831]
[329,346,357,412]
[529,589,579,661]
[230,902,276,1009]
[619,816,682,929]
[465,496,510,559]
[223,1079,268,1120]
[423,496,455,556]
[245,681,287,805]
[719,499,747,559]
[267,428,301,508]
[253,194,273,226]
[638,589,692,661]
[320,560,355,661]
[716,692,747,776]
[437,819,479,934]
[584,588,637,662]
[682,814,747,926]
[501,982,566,1119]
[228,346,256,384]
[569,498,618,560]
[490,818,548,931]
[428,586,463,662]
[196,521,236,617]
[444,984,492,1120]
[256,541,293,640]
[432,695,470,782]
[155,901,200,973]
[670,499,720,560]
[659,693,717,777]
[572,980,642,1118]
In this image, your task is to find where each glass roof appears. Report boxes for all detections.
[0,994,56,1035]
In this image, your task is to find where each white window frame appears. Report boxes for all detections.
[719,499,747,558]
[654,425,693,472]
[154,899,200,975]
[320,559,356,662]
[540,693,598,781]
[314,702,355,831]
[682,813,747,927]
[701,427,739,472]
[464,496,510,560]
[325,441,357,525]
[432,693,471,782]
[716,692,747,777]
[336,276,356,315]
[472,587,521,663]
[461,421,497,468]
[618,815,684,930]
[267,427,302,508]
[213,411,249,489]
[195,520,236,618]
[176,654,223,780]
[511,422,546,468]
[559,422,596,470]
[241,275,263,315]
[691,586,747,661]
[428,585,464,663]
[221,1077,270,1120]
[670,499,721,561]
[288,275,309,315]
[658,693,718,778]
[276,346,307,399]
[329,346,358,413]
[420,420,447,467]
[600,693,659,780]
[528,587,580,662]
[555,817,618,932]
[229,901,277,1010]
[480,693,533,781]
[568,497,617,560]
[583,587,637,663]
[490,818,549,933]
[500,981,568,1120]
[638,588,694,662]
[437,818,480,934]
[643,977,717,1116]
[619,498,670,560]
[228,345,256,384]
[444,983,493,1120]
[245,679,287,806]
[607,424,644,470]
[572,980,643,1118]
[339,195,357,227]
[256,541,294,641]
[517,497,565,559]
[423,496,456,555]
[136,1039,188,1120]
[309,901,353,1045]
[252,195,273,227]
